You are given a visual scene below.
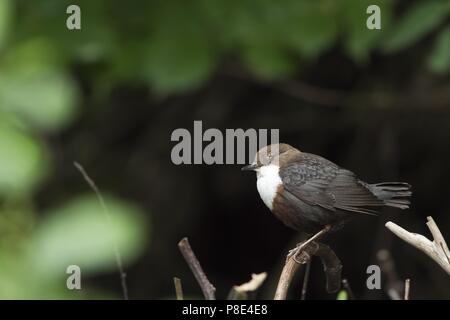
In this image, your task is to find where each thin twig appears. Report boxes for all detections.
[73,161,129,300]
[174,277,184,300]
[342,279,355,300]
[178,237,216,300]
[404,279,411,300]
[300,260,312,300]
[386,217,450,275]
[376,249,402,300]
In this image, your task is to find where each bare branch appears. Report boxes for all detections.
[274,242,342,300]
[385,217,450,276]
[174,277,184,300]
[316,243,342,293]
[426,217,450,262]
[274,252,302,300]
[300,261,311,300]
[404,279,410,300]
[73,161,129,300]
[234,272,267,292]
[178,237,216,300]
[228,272,267,300]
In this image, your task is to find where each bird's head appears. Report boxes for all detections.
[241,143,299,172]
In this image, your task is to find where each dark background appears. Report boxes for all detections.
[0,0,449,299]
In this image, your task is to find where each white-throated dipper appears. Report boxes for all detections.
[242,143,411,257]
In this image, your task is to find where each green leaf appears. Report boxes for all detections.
[28,194,148,278]
[0,122,47,196]
[342,0,392,62]
[428,26,450,73]
[144,34,215,94]
[0,39,79,131]
[0,0,12,49]
[284,0,339,58]
[143,3,216,94]
[0,71,78,131]
[383,0,450,53]
[230,0,339,77]
[242,43,295,79]
[337,290,348,300]
[0,251,68,299]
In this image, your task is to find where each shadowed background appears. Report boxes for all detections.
[0,0,449,299]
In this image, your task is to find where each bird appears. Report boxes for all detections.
[242,143,411,258]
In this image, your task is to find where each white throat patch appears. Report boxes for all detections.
[256,164,283,210]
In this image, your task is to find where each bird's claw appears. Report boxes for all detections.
[286,242,309,264]
[286,225,331,263]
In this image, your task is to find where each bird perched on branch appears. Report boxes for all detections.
[242,143,412,258]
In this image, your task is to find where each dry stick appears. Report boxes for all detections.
[228,272,267,300]
[275,242,342,300]
[174,277,184,300]
[404,279,411,300]
[275,253,302,300]
[376,249,402,300]
[178,237,216,300]
[386,216,450,276]
[73,162,129,300]
[300,260,312,300]
[315,243,342,293]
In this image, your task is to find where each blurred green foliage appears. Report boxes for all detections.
[0,195,147,299]
[429,25,450,73]
[383,0,449,53]
[3,0,447,96]
[0,0,448,299]
[0,38,78,131]
[0,120,47,195]
[337,290,349,300]
[30,195,147,277]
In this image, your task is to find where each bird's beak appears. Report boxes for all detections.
[241,163,258,171]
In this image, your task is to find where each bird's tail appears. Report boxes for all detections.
[368,182,412,210]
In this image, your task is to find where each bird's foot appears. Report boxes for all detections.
[286,225,332,264]
[287,243,306,263]
[286,241,313,264]
[286,245,299,260]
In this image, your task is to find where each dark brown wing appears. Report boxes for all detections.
[279,153,383,216]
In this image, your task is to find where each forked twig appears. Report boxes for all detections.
[386,217,450,276]
[275,241,342,300]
